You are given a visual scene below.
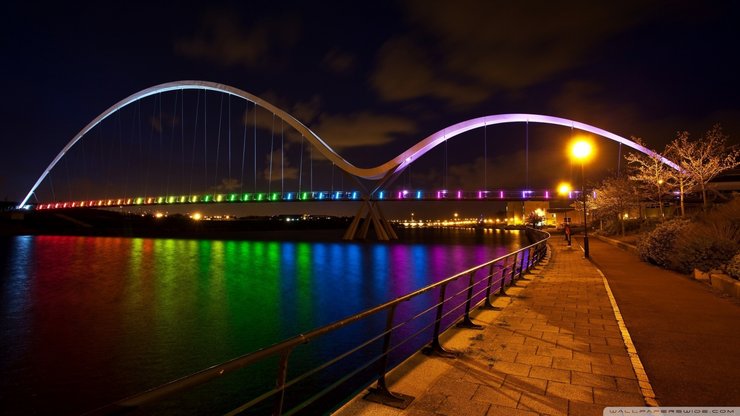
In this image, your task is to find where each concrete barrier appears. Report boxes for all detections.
[710,273,740,299]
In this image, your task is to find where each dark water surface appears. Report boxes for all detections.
[0,228,526,415]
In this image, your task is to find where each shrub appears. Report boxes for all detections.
[672,229,739,274]
[701,197,740,244]
[637,219,691,268]
[728,253,740,280]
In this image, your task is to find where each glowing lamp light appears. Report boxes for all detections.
[191,212,202,221]
[557,182,572,195]
[456,190,462,199]
[416,190,422,199]
[545,191,550,199]
[352,191,358,200]
[155,212,164,219]
[499,191,504,199]
[378,191,384,200]
[571,139,594,161]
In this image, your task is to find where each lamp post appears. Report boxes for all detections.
[557,182,572,246]
[571,139,593,258]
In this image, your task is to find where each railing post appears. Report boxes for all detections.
[483,263,498,309]
[273,348,293,416]
[535,243,544,264]
[500,253,516,296]
[457,271,483,329]
[525,247,533,274]
[364,304,414,409]
[517,250,526,280]
[424,283,456,358]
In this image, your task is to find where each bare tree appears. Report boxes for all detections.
[591,175,641,236]
[625,137,676,219]
[666,124,740,211]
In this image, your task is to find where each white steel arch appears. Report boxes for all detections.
[386,114,680,178]
[20,81,678,208]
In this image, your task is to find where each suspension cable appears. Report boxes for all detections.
[484,121,487,190]
[268,113,275,193]
[203,89,208,194]
[310,143,313,192]
[166,89,179,197]
[298,135,304,193]
[240,100,248,194]
[228,94,232,181]
[525,120,529,190]
[180,89,185,196]
[189,90,201,196]
[143,93,158,198]
[254,103,257,192]
[443,135,448,190]
[215,93,224,189]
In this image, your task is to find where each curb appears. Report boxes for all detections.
[594,266,659,407]
[593,234,638,255]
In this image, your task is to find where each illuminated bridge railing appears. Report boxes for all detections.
[34,189,578,210]
[86,229,550,415]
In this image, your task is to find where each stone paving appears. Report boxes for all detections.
[334,240,647,416]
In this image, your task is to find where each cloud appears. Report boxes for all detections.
[371,36,489,107]
[175,10,301,68]
[322,49,356,74]
[371,1,655,106]
[310,111,417,152]
[262,149,299,182]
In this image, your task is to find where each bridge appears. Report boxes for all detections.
[20,80,677,240]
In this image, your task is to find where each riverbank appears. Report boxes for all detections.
[0,208,352,241]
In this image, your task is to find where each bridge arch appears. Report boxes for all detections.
[20,80,678,208]
[387,114,679,180]
[20,80,388,208]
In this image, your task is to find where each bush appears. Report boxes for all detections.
[672,229,739,274]
[728,253,740,280]
[701,197,740,243]
[637,219,691,268]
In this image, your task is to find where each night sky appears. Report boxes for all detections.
[2,1,739,217]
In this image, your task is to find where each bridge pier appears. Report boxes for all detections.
[343,200,397,241]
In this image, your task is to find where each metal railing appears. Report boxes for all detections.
[86,228,550,415]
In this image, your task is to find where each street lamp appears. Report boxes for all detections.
[570,138,594,258]
[557,182,572,196]
[557,182,572,246]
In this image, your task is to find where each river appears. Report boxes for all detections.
[0,228,527,415]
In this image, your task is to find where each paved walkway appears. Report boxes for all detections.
[585,237,740,406]
[335,240,648,416]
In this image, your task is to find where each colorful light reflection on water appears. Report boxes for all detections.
[0,228,525,414]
